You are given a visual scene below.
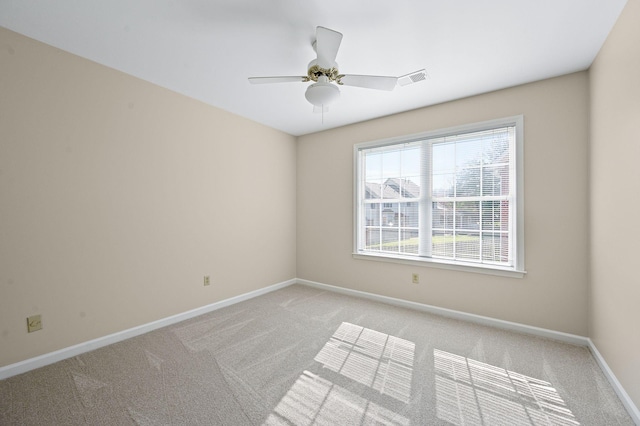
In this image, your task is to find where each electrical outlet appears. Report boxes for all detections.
[412,273,420,284]
[204,275,211,286]
[27,315,42,333]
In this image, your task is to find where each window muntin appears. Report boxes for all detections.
[355,117,523,273]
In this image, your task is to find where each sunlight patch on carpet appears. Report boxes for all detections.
[264,370,410,426]
[314,322,415,404]
[434,349,580,425]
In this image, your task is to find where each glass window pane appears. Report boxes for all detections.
[381,229,399,252]
[433,142,455,173]
[481,200,509,232]
[482,201,498,231]
[365,180,383,199]
[433,201,453,229]
[433,172,454,197]
[401,229,419,254]
[482,232,510,263]
[499,201,509,231]
[400,202,419,227]
[482,165,509,196]
[365,152,383,180]
[455,201,479,230]
[365,203,381,226]
[483,130,511,165]
[455,232,480,260]
[456,167,480,197]
[432,231,453,258]
[382,180,401,199]
[456,139,482,168]
[381,149,401,179]
[401,146,421,177]
[482,167,498,197]
[382,203,398,227]
[365,227,380,251]
[401,178,421,198]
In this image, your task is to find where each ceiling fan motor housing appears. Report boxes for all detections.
[306,60,341,82]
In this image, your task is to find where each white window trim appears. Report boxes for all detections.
[353,115,526,278]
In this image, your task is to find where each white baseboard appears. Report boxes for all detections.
[588,339,640,425]
[297,278,589,346]
[297,278,640,424]
[0,278,296,380]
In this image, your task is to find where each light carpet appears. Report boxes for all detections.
[0,284,634,425]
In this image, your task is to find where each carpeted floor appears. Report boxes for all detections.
[0,284,634,425]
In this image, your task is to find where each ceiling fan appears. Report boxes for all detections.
[248,26,426,111]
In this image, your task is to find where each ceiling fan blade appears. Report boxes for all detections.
[338,74,398,91]
[248,76,306,84]
[315,26,343,68]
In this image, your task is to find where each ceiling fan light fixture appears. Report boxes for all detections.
[305,76,340,107]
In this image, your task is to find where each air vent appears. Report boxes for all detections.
[398,69,428,87]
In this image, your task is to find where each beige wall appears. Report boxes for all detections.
[0,28,297,367]
[589,0,640,409]
[297,72,590,336]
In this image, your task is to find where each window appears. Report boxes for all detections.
[354,116,524,276]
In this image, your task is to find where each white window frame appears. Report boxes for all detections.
[353,116,526,278]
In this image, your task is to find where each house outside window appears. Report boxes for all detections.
[354,116,525,277]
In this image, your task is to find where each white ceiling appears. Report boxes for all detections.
[0,0,628,136]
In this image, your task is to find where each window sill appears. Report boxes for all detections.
[352,252,527,278]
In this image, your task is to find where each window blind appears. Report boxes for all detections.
[356,121,520,270]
